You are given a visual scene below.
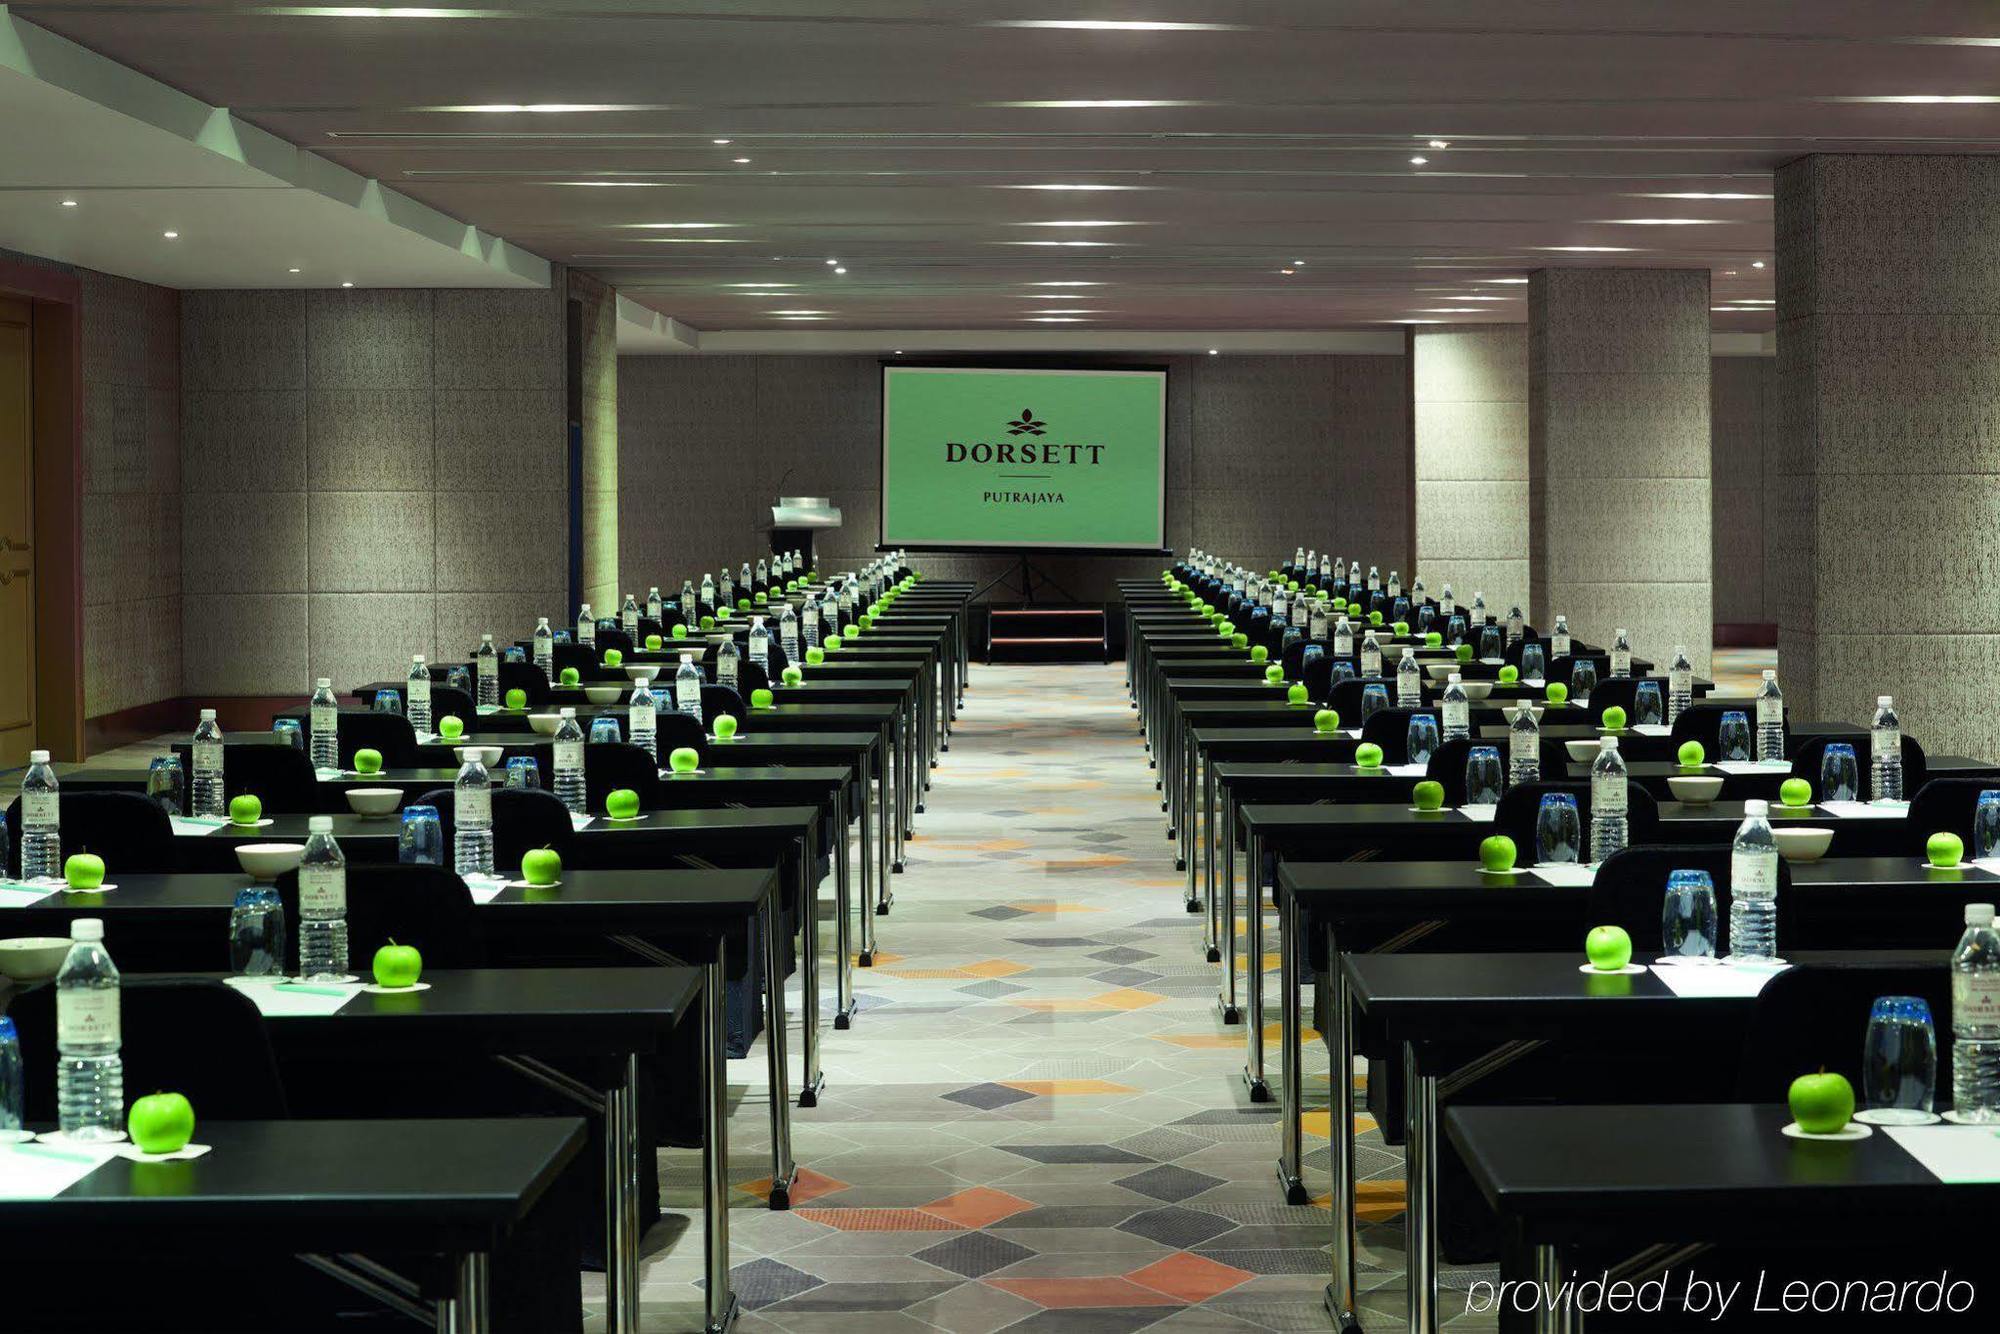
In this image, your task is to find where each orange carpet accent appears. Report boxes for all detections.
[1001,1079,1139,1096]
[735,1167,848,1205]
[1355,1180,1407,1222]
[959,959,1031,979]
[794,1207,959,1232]
[1004,900,1107,913]
[917,1187,1035,1229]
[1091,987,1167,1011]
[986,1276,1181,1309]
[1126,1252,1256,1303]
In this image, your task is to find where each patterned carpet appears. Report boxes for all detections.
[604,662,1502,1332]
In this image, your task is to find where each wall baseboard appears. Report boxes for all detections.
[1713,623,1777,649]
[86,696,300,756]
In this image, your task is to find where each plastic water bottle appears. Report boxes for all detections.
[1470,591,1487,626]
[1442,674,1470,741]
[1589,736,1629,863]
[680,579,698,623]
[1741,669,1781,763]
[740,562,753,599]
[675,653,703,723]
[1950,902,2000,1122]
[1411,576,1426,605]
[716,638,741,691]
[19,751,60,881]
[553,708,586,815]
[453,752,495,879]
[1506,605,1525,647]
[699,573,716,612]
[1365,564,1380,593]
[756,557,769,589]
[646,586,663,623]
[577,603,596,649]
[475,634,499,707]
[628,674,658,762]
[191,708,226,818]
[55,918,121,1142]
[1439,584,1455,618]
[1667,645,1693,726]
[1360,630,1382,678]
[719,570,735,609]
[615,592,635,638]
[1609,628,1631,679]
[1387,570,1401,599]
[527,619,551,681]
[1333,616,1353,658]
[803,595,822,648]
[1728,799,1780,959]
[0,1014,21,1137]
[1309,598,1328,641]
[1550,614,1570,661]
[1396,647,1421,708]
[402,654,432,735]
[1872,695,1904,801]
[298,815,349,980]
[1508,706,1540,786]
[310,677,340,772]
[1292,545,1306,570]
[749,616,771,674]
[779,602,800,662]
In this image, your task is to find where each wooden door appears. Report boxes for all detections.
[0,296,34,768]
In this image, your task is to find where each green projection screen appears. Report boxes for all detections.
[879,365,1168,552]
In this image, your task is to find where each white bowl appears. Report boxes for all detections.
[1425,663,1456,681]
[1566,739,1601,764]
[1458,680,1494,701]
[1773,827,1833,862]
[345,787,403,818]
[584,685,623,705]
[623,665,659,684]
[454,745,504,769]
[527,713,563,736]
[1667,775,1723,806]
[1503,704,1544,725]
[0,936,72,982]
[235,842,306,882]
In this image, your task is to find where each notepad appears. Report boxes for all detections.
[0,881,57,908]
[1652,959,1788,998]
[1820,800,1907,820]
[1530,864,1598,887]
[168,815,229,837]
[1714,760,1791,775]
[0,1140,116,1199]
[464,879,509,905]
[224,977,359,1018]
[1457,804,1498,822]
[1386,763,1429,779]
[1884,1126,2000,1184]
[569,813,594,831]
[1630,724,1671,737]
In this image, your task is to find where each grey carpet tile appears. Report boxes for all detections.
[1092,967,1167,986]
[942,1082,1041,1109]
[725,1259,827,1311]
[1195,1248,1335,1276]
[760,1280,964,1314]
[988,1205,1148,1230]
[995,1309,1177,1334]
[1108,1128,1213,1163]
[1088,946,1158,964]
[958,979,1032,998]
[999,1144,1156,1165]
[1115,1205,1241,1249]
[1113,1164,1230,1203]
[910,1231,1038,1279]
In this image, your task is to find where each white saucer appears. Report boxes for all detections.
[361,981,432,994]
[1577,962,1648,976]
[1855,1108,1940,1127]
[116,1142,211,1163]
[1942,1110,2000,1126]
[1782,1121,1872,1141]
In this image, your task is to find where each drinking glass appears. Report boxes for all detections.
[1718,711,1752,762]
[1821,743,1860,803]
[1862,996,1938,1124]
[1464,747,1503,806]
[1661,869,1718,959]
[1633,681,1664,728]
[1569,658,1598,702]
[398,805,443,866]
[504,646,526,663]
[1536,793,1581,864]
[1447,615,1467,646]
[1392,596,1410,624]
[1417,605,1436,632]
[372,689,403,716]
[1478,625,1503,661]
[1519,642,1546,683]
[1406,713,1439,768]
[1976,791,2000,861]
[272,718,303,749]
[554,629,573,645]
[591,716,624,744]
[1359,683,1389,724]
[229,886,286,977]
[446,666,473,696]
[1329,660,1356,686]
[146,755,186,817]
[505,756,542,791]
[1300,644,1325,674]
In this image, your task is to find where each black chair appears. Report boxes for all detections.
[1582,676,1659,729]
[735,659,771,699]
[1546,653,1611,697]
[1494,779,1660,865]
[585,741,663,815]
[1424,737,1478,806]
[14,977,288,1121]
[414,786,579,874]
[648,712,707,769]
[5,790,179,878]
[1281,638,1326,681]
[1360,707,1439,765]
[1791,733,1926,802]
[595,626,635,658]
[170,740,324,815]
[1588,842,1794,954]
[1903,778,2000,858]
[700,683,747,732]
[551,641,599,682]
[498,658,553,709]
[431,684,476,730]
[278,861,488,968]
[1298,654,1337,704]
[336,709,419,769]
[1734,962,1952,1103]
[1670,701,1787,762]
[1327,676,1393,726]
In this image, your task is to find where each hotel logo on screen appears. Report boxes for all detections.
[945,411,1106,470]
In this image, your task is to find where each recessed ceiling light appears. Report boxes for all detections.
[733,157,751,164]
[1417,308,1483,313]
[1207,348,1218,355]
[826,258,839,265]
[288,267,301,273]
[769,309,830,315]
[1032,309,1098,315]
[987,19,1249,30]
[1633,192,1772,201]
[1478,277,1529,284]
[342,281,354,288]
[59,199,78,208]
[712,138,731,145]
[162,230,179,239]
[1005,240,1117,247]
[1723,269,1739,276]
[1279,268,1295,275]
[1291,259,1306,266]
[892,349,903,354]
[1409,156,1427,166]
[1427,139,1450,149]
[1534,246,1637,253]
[725,282,796,287]
[1028,281,1103,287]
[777,315,826,321]
[1018,220,1146,227]
[1752,260,1767,269]
[1026,316,1087,322]
[623,222,732,230]
[1594,218,1725,225]
[1001,183,1147,191]
[833,267,847,274]
[997,99,1200,109]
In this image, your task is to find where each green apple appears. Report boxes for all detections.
[807,647,826,665]
[1265,665,1285,684]
[667,748,700,775]
[559,667,581,686]
[504,688,527,711]
[1287,683,1310,705]
[1368,611,1383,627]
[604,649,624,667]
[1788,1069,1856,1134]
[1355,742,1384,769]
[372,939,423,989]
[1677,740,1705,769]
[1413,780,1445,811]
[1546,682,1569,705]
[354,748,383,774]
[751,687,774,709]
[843,627,861,643]
[1479,835,1517,872]
[1498,665,1519,684]
[1231,632,1249,650]
[699,616,715,630]
[645,634,663,650]
[1392,621,1409,637]
[439,715,465,740]
[755,592,769,604]
[824,637,842,652]
[672,624,688,639]
[1585,924,1633,972]
[1347,601,1363,616]
[714,714,739,740]
[127,1091,195,1155]
[1425,632,1443,648]
[737,597,752,610]
[1600,705,1627,732]
[1250,645,1268,663]
[608,786,645,817]
[860,613,874,629]
[1451,643,1472,663]
[521,846,562,886]
[1780,777,1812,807]
[1313,708,1340,734]
[782,666,803,686]
[63,853,105,891]
[229,793,263,825]
[1928,830,1965,868]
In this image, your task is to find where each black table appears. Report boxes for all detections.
[0,1117,585,1334]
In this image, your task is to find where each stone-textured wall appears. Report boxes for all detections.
[1711,355,1775,628]
[570,270,619,613]
[616,353,1410,598]
[180,286,567,694]
[1529,268,1713,673]
[1414,327,1528,616]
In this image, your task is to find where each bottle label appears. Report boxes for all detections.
[312,704,338,734]
[623,609,638,633]
[1334,632,1352,656]
[718,657,739,689]
[1442,598,1455,616]
[1732,848,1777,895]
[195,742,223,775]
[1552,633,1569,658]
[682,593,696,619]
[1757,697,1782,728]
[1611,650,1631,677]
[57,988,119,1047]
[457,782,491,826]
[299,864,346,914]
[678,679,701,710]
[408,676,431,706]
[1310,610,1327,639]
[1361,649,1380,676]
[1511,729,1536,769]
[1873,729,1898,762]
[1444,701,1468,734]
[1955,972,2000,1027]
[1671,669,1692,698]
[22,791,58,827]
[630,699,655,733]
[1592,770,1626,814]
[555,739,583,773]
[579,623,595,644]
